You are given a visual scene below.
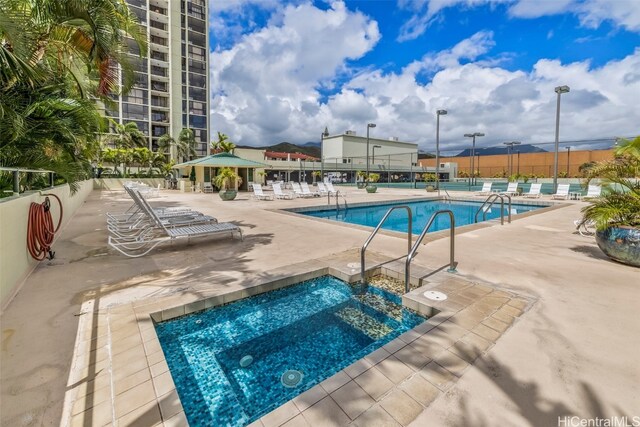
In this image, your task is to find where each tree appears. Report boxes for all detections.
[176,128,197,161]
[107,120,147,149]
[157,133,175,158]
[211,131,235,153]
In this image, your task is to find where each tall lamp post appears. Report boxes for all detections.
[566,146,571,177]
[320,127,329,183]
[436,110,447,192]
[553,85,570,192]
[366,123,376,179]
[503,141,521,176]
[464,132,484,188]
[372,145,381,166]
[516,150,520,175]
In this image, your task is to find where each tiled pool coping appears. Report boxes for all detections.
[63,250,535,426]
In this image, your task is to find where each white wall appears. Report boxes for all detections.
[0,181,94,312]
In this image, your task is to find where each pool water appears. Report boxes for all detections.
[300,199,543,234]
[155,275,427,426]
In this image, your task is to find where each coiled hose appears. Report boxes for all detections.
[27,194,63,260]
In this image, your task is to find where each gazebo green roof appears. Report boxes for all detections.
[174,152,268,168]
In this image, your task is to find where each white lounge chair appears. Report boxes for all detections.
[317,182,329,195]
[203,182,214,193]
[252,183,274,201]
[476,182,493,196]
[301,182,320,197]
[325,182,339,195]
[524,183,542,198]
[273,183,295,199]
[501,182,519,197]
[551,184,570,200]
[583,185,601,200]
[108,200,242,258]
[291,182,314,198]
[574,219,596,236]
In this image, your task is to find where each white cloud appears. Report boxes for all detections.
[396,0,640,41]
[211,4,640,152]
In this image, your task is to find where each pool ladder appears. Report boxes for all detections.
[329,190,348,213]
[360,207,457,293]
[475,194,512,225]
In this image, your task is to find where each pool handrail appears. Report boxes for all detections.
[405,209,457,293]
[474,193,512,225]
[361,205,412,283]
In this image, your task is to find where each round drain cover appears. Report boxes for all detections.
[239,355,254,368]
[281,370,303,388]
[423,290,448,301]
[347,262,359,269]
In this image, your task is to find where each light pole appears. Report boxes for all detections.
[566,146,571,176]
[320,126,329,183]
[436,110,447,192]
[553,85,570,192]
[516,150,520,175]
[366,123,376,179]
[503,141,521,176]
[464,132,484,188]
[372,145,381,166]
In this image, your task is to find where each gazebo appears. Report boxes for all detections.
[174,152,268,191]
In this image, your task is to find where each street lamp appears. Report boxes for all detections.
[516,150,520,175]
[464,132,484,188]
[320,126,329,183]
[436,110,447,192]
[366,123,376,178]
[566,146,571,176]
[503,141,521,176]
[372,145,382,166]
[553,85,570,192]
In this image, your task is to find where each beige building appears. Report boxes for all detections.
[106,0,210,155]
[236,132,457,183]
[419,149,614,178]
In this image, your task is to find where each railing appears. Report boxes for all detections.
[361,206,413,283]
[328,190,347,212]
[0,166,55,195]
[405,210,457,293]
[474,194,512,225]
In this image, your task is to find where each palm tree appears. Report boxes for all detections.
[176,128,197,162]
[107,120,147,149]
[211,131,236,153]
[156,133,175,159]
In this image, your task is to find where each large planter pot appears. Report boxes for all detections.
[218,190,237,201]
[595,226,640,267]
[366,184,377,193]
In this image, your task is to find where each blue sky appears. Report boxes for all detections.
[209,0,640,153]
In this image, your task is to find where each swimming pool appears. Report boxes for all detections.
[155,275,427,426]
[299,199,545,234]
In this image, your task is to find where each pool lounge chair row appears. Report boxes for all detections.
[252,181,339,201]
[107,184,242,257]
[475,182,601,200]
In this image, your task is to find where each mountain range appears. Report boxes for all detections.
[455,144,547,157]
[237,142,321,157]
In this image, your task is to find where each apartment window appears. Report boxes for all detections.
[150,5,167,15]
[122,103,148,120]
[188,17,205,34]
[188,45,205,62]
[151,96,168,107]
[150,20,167,31]
[150,51,167,61]
[151,65,167,77]
[130,6,146,22]
[189,115,206,129]
[123,88,147,105]
[133,72,148,88]
[188,31,205,48]
[189,73,206,88]
[151,81,167,92]
[128,120,149,135]
[150,35,167,46]
[151,111,168,122]
[189,87,206,102]
[152,125,168,137]
[189,101,205,115]
[188,59,205,74]
[193,129,208,143]
[126,38,141,56]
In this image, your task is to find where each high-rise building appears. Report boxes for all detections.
[106,0,209,157]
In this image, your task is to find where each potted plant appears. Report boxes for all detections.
[213,167,242,201]
[366,173,380,193]
[423,173,437,192]
[356,171,367,189]
[189,166,196,191]
[580,136,640,267]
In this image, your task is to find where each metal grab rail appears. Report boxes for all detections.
[474,193,512,225]
[361,206,413,282]
[328,190,347,212]
[404,210,456,293]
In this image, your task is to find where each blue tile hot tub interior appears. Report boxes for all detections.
[154,275,427,426]
[298,199,545,234]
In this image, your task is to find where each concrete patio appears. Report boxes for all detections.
[1,186,638,426]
